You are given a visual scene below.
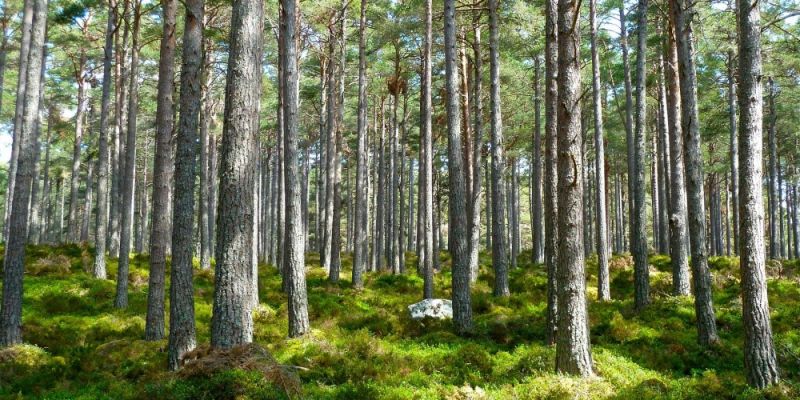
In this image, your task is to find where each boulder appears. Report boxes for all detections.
[408,299,453,320]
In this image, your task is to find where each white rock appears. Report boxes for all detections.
[407,299,453,320]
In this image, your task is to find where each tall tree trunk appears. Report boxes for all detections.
[664,21,690,296]
[109,8,131,255]
[0,0,46,346]
[619,3,633,255]
[444,0,472,335]
[28,45,46,244]
[792,183,800,258]
[68,61,89,242]
[590,0,609,301]
[469,14,484,282]
[352,0,369,289]
[727,50,739,254]
[630,0,649,310]
[3,0,34,241]
[167,0,202,368]
[33,113,52,245]
[420,0,434,299]
[767,77,777,259]
[488,0,509,297]
[737,0,780,386]
[670,0,719,345]
[134,145,147,253]
[114,1,142,309]
[323,35,337,274]
[199,28,215,270]
[531,55,543,265]
[211,0,263,347]
[93,0,115,279]
[285,0,311,332]
[555,0,593,375]
[375,98,386,271]
[543,0,559,345]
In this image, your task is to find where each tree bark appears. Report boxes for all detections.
[167,0,202,368]
[3,0,33,241]
[281,0,310,336]
[488,0,509,297]
[767,77,778,259]
[93,0,115,279]
[737,0,780,386]
[543,0,559,345]
[353,0,369,289]
[531,55,543,265]
[114,1,142,309]
[590,0,609,301]
[444,0,473,335]
[420,0,434,299]
[664,21,690,296]
[211,0,263,348]
[727,50,739,254]
[630,0,649,310]
[555,0,593,375]
[0,0,46,346]
[670,0,719,345]
[68,58,90,242]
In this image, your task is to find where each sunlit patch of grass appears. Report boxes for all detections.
[1,246,799,399]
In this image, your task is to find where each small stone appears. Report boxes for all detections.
[407,299,453,320]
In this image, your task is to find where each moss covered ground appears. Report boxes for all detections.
[1,244,799,399]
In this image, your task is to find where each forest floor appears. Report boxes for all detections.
[1,244,800,399]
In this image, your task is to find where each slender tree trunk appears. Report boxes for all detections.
[664,21,690,296]
[69,63,89,242]
[352,0,369,288]
[488,0,509,297]
[543,0,559,345]
[590,0,609,300]
[767,77,777,259]
[211,0,264,347]
[444,0,473,335]
[509,159,519,268]
[469,16,484,283]
[28,46,46,244]
[33,114,52,245]
[323,36,337,274]
[93,0,115,279]
[199,29,215,270]
[793,184,799,260]
[81,163,94,242]
[670,0,719,345]
[3,0,33,241]
[0,0,46,346]
[656,54,670,255]
[420,0,434,299]
[619,4,633,254]
[737,0,779,386]
[727,51,739,254]
[630,0,650,310]
[531,55,543,264]
[376,98,386,270]
[109,8,131,255]
[555,0,593,375]
[166,0,202,368]
[114,1,142,309]
[281,0,310,336]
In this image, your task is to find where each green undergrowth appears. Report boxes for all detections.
[0,244,799,399]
